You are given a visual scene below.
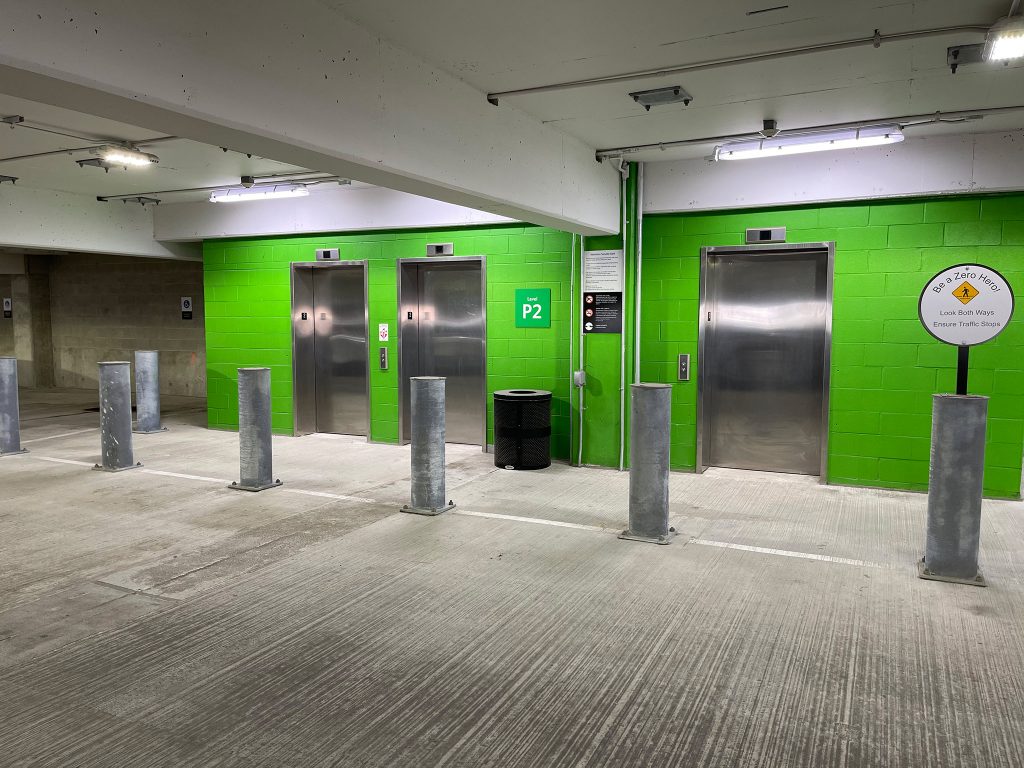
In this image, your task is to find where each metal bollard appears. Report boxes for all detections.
[919,394,988,586]
[0,357,27,456]
[133,350,166,434]
[94,361,141,472]
[230,367,281,492]
[402,376,454,516]
[620,383,673,545]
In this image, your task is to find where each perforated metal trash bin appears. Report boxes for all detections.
[493,389,552,470]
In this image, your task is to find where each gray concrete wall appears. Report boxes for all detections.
[0,275,12,357]
[48,254,205,396]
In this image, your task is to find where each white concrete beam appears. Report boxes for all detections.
[0,2,619,235]
[154,185,516,242]
[0,185,199,260]
[644,130,1024,213]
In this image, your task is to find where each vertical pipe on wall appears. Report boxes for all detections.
[569,232,576,466]
[578,234,585,468]
[634,163,644,385]
[619,169,627,472]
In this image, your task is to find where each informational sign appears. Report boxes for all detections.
[919,264,1014,346]
[378,323,389,342]
[583,249,624,292]
[515,288,551,328]
[2,297,11,319]
[583,291,623,334]
[180,296,193,320]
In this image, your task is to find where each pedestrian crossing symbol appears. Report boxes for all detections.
[953,281,979,304]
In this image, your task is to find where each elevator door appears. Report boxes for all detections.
[312,265,368,435]
[702,249,829,475]
[400,260,485,445]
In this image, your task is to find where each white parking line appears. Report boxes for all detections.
[21,428,96,444]
[141,469,227,483]
[688,538,879,567]
[453,509,614,534]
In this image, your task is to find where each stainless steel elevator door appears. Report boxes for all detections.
[400,261,485,445]
[312,266,368,435]
[703,250,828,475]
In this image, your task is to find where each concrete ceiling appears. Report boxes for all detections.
[0,93,340,202]
[330,0,1024,160]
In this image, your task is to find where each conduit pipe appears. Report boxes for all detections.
[595,105,1024,158]
[578,233,585,468]
[619,169,627,472]
[634,162,644,385]
[569,232,576,465]
[486,25,989,103]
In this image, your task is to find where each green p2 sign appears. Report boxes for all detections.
[515,288,551,328]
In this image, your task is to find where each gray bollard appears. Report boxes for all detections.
[133,350,166,434]
[94,361,141,472]
[230,367,281,492]
[919,394,988,586]
[620,383,674,545]
[0,357,27,456]
[401,376,454,516]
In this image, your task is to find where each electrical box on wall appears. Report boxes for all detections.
[745,227,786,244]
[426,242,454,256]
[315,248,341,261]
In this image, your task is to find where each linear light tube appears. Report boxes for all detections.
[209,184,311,203]
[99,146,159,167]
[984,15,1024,61]
[714,125,904,161]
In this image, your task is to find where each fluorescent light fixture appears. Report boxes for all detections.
[984,15,1024,61]
[209,184,310,203]
[98,146,159,167]
[714,124,904,161]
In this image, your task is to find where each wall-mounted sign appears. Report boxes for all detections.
[919,264,1014,346]
[583,249,623,292]
[515,288,551,328]
[378,323,389,342]
[583,291,622,334]
[2,297,10,319]
[181,296,193,320]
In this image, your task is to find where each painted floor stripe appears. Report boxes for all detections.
[141,469,227,484]
[28,455,95,468]
[282,488,377,504]
[453,509,614,534]
[21,428,96,444]
[689,538,879,567]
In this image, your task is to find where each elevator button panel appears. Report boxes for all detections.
[678,354,690,382]
[379,347,388,370]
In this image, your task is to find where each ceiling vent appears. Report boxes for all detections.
[629,85,692,111]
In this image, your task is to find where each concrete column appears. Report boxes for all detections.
[920,394,988,586]
[94,361,140,472]
[620,383,674,545]
[0,357,27,456]
[230,367,281,492]
[11,263,54,389]
[402,376,454,516]
[133,350,166,434]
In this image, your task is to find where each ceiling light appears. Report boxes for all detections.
[209,184,310,203]
[714,124,904,161]
[984,14,1024,61]
[629,85,692,111]
[97,146,159,167]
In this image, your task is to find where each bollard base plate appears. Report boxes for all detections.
[401,502,456,517]
[918,558,986,587]
[618,529,674,545]
[0,448,29,457]
[229,480,283,492]
[133,426,168,434]
[93,462,143,472]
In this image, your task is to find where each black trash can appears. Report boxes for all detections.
[493,389,552,470]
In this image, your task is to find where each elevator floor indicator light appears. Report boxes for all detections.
[954,281,979,304]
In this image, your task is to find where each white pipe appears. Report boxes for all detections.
[578,234,585,467]
[569,232,576,466]
[619,169,627,472]
[635,162,644,385]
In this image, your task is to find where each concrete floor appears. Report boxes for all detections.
[1,389,1023,767]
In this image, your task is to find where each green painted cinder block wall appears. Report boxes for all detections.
[642,193,1024,498]
[203,224,583,460]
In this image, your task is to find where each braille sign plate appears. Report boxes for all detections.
[918,264,1014,346]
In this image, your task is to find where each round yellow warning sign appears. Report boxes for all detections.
[919,264,1015,346]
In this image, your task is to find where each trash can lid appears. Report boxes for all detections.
[494,389,552,399]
